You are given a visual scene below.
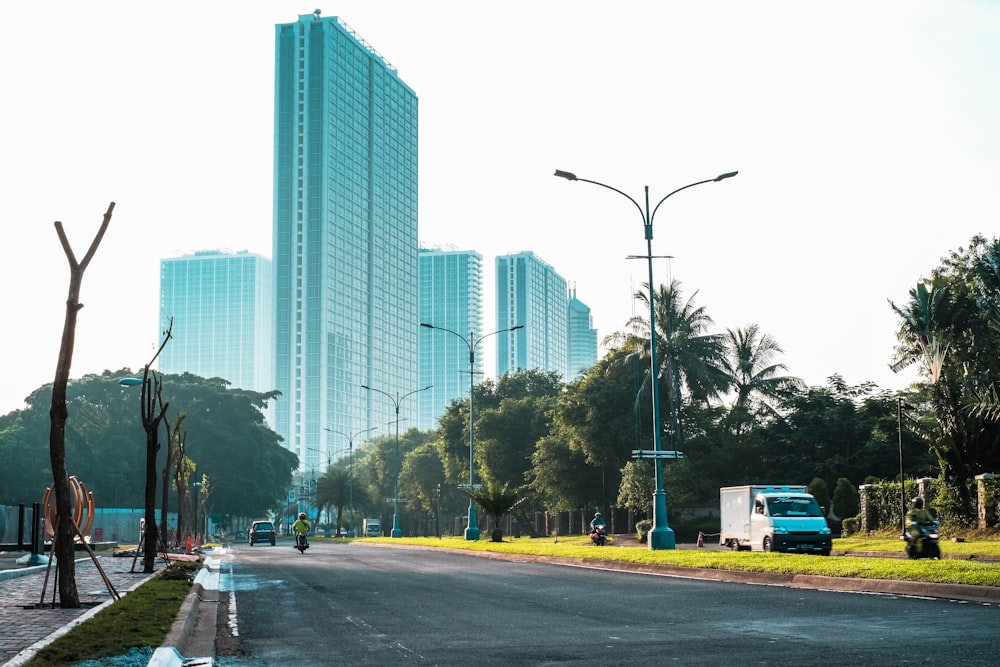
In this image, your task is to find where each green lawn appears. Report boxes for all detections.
[358,535,1000,588]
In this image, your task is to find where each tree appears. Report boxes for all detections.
[315,468,350,531]
[462,481,528,542]
[889,237,1000,519]
[137,323,172,573]
[0,370,293,519]
[720,324,801,433]
[48,202,114,608]
[606,279,729,452]
[617,460,654,519]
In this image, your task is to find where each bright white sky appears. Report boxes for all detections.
[2,1,998,416]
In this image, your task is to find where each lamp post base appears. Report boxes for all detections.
[391,511,402,538]
[465,503,480,541]
[648,490,676,550]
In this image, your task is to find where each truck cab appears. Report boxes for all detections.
[750,492,831,555]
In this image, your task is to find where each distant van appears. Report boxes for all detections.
[363,518,381,537]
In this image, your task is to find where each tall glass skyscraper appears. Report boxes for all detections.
[158,251,275,422]
[416,247,484,430]
[495,252,568,378]
[567,286,598,379]
[273,12,419,471]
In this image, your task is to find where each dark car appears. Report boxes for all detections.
[248,520,276,546]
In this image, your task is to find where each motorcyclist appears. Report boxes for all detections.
[905,497,935,552]
[292,512,310,547]
[590,512,607,533]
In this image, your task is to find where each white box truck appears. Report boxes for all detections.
[362,518,381,537]
[720,485,832,555]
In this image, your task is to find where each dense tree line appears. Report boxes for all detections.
[8,235,998,536]
[0,370,295,521]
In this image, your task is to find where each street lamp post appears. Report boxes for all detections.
[361,385,432,538]
[420,323,524,540]
[326,427,378,536]
[554,168,737,549]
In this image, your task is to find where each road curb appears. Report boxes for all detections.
[148,557,219,667]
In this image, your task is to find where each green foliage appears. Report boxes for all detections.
[462,480,528,541]
[808,477,830,514]
[617,461,653,517]
[635,519,651,543]
[0,370,294,517]
[841,515,861,536]
[832,477,859,518]
[930,478,975,528]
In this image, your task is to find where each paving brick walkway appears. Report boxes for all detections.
[0,553,159,666]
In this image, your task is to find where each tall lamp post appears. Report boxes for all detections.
[554,168,737,549]
[326,426,378,536]
[420,323,524,540]
[362,385,432,538]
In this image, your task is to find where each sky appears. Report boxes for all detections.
[1,1,998,416]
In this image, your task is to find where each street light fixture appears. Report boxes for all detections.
[325,426,378,536]
[361,384,432,538]
[420,323,524,540]
[554,168,737,549]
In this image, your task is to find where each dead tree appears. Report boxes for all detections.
[50,202,115,608]
[139,321,172,573]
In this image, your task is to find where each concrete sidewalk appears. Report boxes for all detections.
[0,552,157,666]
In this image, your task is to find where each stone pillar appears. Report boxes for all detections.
[976,473,996,529]
[916,477,933,503]
[859,484,873,533]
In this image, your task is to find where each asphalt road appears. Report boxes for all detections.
[212,541,998,666]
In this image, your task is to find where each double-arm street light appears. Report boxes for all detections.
[420,323,524,540]
[326,426,378,536]
[554,168,738,549]
[361,385,432,538]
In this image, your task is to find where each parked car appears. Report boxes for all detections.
[248,520,276,546]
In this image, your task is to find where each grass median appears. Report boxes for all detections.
[359,534,1000,588]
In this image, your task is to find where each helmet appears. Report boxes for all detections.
[299,512,307,519]
[912,497,924,509]
[594,512,602,517]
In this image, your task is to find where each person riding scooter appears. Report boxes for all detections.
[589,512,608,545]
[905,497,935,555]
[293,512,310,551]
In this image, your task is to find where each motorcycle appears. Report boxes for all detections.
[295,532,310,554]
[903,521,940,559]
[590,525,607,546]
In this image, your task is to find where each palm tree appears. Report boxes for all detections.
[720,324,801,432]
[462,481,528,542]
[604,279,729,449]
[315,468,350,532]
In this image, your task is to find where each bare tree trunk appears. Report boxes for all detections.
[160,399,173,549]
[139,320,171,573]
[49,202,115,608]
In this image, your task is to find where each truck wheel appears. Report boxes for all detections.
[762,537,772,552]
[820,549,831,557]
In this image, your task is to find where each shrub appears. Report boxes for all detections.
[635,520,652,543]
[841,515,861,536]
[832,477,859,519]
[809,477,830,515]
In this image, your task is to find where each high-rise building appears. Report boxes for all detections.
[567,285,598,379]
[273,12,419,471]
[495,252,568,378]
[158,251,275,421]
[416,247,484,430]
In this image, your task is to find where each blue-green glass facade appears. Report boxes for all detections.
[416,247,484,431]
[274,14,418,471]
[158,251,275,424]
[567,287,598,379]
[495,252,568,378]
